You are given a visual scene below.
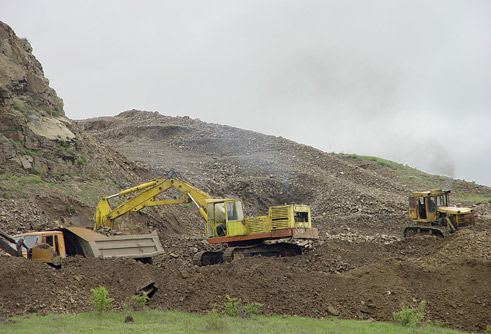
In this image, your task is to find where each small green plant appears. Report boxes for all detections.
[485,325,491,334]
[66,205,74,213]
[223,295,242,317]
[377,160,388,167]
[18,175,43,185]
[77,155,88,165]
[8,138,21,147]
[51,111,59,117]
[212,295,263,318]
[130,294,149,310]
[89,286,114,314]
[393,300,426,327]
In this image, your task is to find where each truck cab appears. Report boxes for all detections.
[11,231,66,263]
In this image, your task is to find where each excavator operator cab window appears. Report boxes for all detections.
[214,203,226,223]
[226,201,244,222]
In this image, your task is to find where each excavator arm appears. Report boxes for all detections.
[94,178,212,230]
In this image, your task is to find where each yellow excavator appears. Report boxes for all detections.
[405,189,475,237]
[94,173,318,265]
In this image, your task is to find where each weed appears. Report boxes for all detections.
[77,155,88,165]
[212,295,263,318]
[377,160,388,167]
[8,138,21,147]
[393,300,426,327]
[66,205,74,213]
[18,175,43,185]
[130,294,149,310]
[51,111,59,117]
[89,286,114,314]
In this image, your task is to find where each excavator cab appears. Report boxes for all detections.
[206,199,245,238]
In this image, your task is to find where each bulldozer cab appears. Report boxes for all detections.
[206,199,245,238]
[408,190,449,222]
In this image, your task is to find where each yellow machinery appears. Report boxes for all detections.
[405,189,475,237]
[94,174,318,265]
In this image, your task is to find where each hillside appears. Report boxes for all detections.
[76,110,491,238]
[0,21,148,234]
[0,21,490,332]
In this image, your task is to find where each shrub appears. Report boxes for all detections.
[8,138,21,147]
[212,295,263,318]
[77,155,88,165]
[89,286,114,314]
[130,294,149,310]
[393,300,426,327]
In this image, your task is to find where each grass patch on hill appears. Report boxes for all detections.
[340,154,489,201]
[0,310,471,334]
[0,173,44,199]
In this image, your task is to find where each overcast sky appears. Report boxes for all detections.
[2,1,490,186]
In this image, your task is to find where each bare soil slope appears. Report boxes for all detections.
[77,110,491,238]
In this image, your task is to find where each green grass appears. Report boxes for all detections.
[0,310,471,334]
[342,153,402,169]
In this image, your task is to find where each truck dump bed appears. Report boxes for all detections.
[63,227,164,260]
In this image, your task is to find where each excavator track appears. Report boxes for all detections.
[222,243,302,263]
[192,251,223,266]
[193,243,303,266]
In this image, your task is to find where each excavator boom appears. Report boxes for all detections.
[94,177,210,229]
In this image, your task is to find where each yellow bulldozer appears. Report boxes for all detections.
[94,173,318,265]
[405,189,475,237]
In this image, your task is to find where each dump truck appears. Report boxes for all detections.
[94,173,318,265]
[405,189,475,237]
[0,227,164,265]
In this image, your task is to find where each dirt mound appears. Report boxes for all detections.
[0,230,488,332]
